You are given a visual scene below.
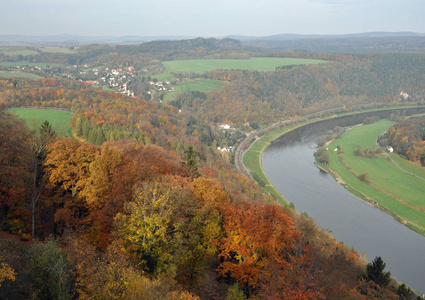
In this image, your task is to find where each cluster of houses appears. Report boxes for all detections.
[16,65,47,71]
[75,65,137,97]
[217,124,234,152]
[148,81,174,93]
[400,91,409,100]
[216,146,233,152]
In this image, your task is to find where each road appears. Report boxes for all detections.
[234,107,348,177]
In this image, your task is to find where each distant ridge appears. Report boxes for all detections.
[228,32,424,41]
[0,34,194,44]
[1,32,423,44]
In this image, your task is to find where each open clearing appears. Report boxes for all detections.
[163,57,327,73]
[149,72,176,81]
[327,119,425,235]
[7,108,73,137]
[164,79,226,100]
[0,71,42,79]
[0,61,65,68]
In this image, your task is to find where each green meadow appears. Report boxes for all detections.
[163,57,328,73]
[164,79,226,100]
[0,61,65,68]
[327,120,425,235]
[38,47,76,54]
[0,71,42,79]
[0,49,39,56]
[7,108,73,137]
[149,72,176,81]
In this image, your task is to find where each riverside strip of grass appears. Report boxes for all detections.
[242,105,424,208]
[242,120,320,205]
[163,57,327,73]
[7,108,73,137]
[326,120,425,236]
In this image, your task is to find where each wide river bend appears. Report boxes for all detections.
[262,108,425,294]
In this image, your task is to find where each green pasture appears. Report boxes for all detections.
[7,108,73,137]
[327,120,425,235]
[38,47,76,54]
[0,61,65,68]
[149,72,176,81]
[0,71,42,79]
[0,49,39,56]
[164,79,226,100]
[163,57,328,73]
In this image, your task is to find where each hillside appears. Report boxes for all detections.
[0,39,423,298]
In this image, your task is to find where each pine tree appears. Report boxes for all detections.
[364,256,391,287]
[185,145,198,172]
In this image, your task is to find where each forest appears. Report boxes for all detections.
[1,37,424,299]
[380,116,425,165]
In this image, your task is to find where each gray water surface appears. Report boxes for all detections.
[262,110,425,293]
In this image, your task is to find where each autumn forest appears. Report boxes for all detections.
[1,37,424,299]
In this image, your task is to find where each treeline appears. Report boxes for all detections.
[381,116,425,165]
[242,35,425,54]
[0,38,250,70]
[0,111,412,299]
[175,53,425,125]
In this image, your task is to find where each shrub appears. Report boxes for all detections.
[358,173,370,183]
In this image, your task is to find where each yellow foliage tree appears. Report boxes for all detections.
[0,258,16,287]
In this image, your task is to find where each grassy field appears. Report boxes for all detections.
[149,72,176,81]
[326,120,425,235]
[38,47,76,54]
[0,49,39,56]
[0,46,75,56]
[163,57,328,73]
[7,108,73,137]
[164,79,226,100]
[0,71,42,79]
[0,61,65,68]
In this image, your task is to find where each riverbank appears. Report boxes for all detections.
[322,120,425,236]
[238,105,425,199]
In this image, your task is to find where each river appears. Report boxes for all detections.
[261,108,425,294]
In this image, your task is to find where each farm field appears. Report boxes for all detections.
[0,61,65,68]
[0,71,42,79]
[0,48,39,56]
[164,79,226,100]
[149,72,176,81]
[162,57,328,73]
[7,108,73,137]
[327,119,425,235]
[38,47,76,54]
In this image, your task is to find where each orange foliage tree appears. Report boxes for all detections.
[218,200,299,296]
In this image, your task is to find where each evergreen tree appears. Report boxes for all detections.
[364,256,391,287]
[95,127,105,146]
[74,117,83,137]
[185,145,198,172]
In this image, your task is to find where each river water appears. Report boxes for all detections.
[261,108,425,294]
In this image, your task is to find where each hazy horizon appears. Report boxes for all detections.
[1,0,424,38]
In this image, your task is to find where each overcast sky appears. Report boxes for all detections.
[1,0,424,37]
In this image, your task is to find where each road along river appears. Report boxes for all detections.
[261,108,425,294]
